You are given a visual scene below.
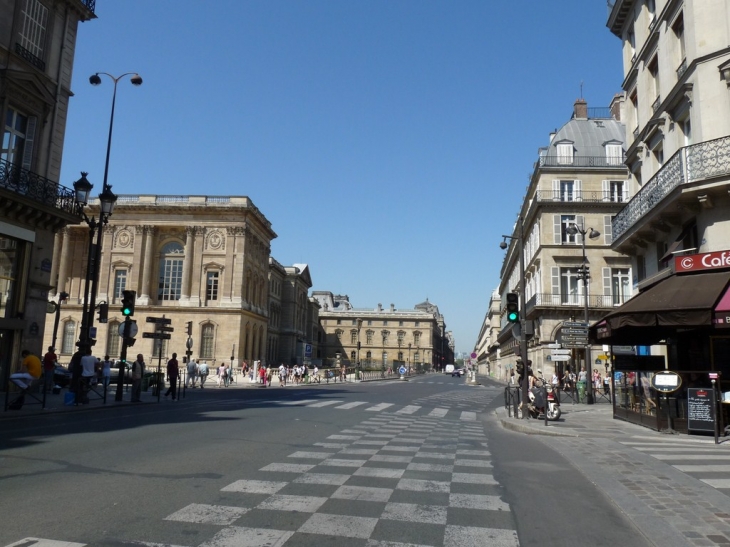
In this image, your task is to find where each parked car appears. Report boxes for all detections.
[53,365,72,387]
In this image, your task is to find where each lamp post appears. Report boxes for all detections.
[566,222,601,405]
[47,291,69,351]
[356,318,362,374]
[75,72,141,354]
[501,216,529,419]
[408,343,412,374]
[381,330,389,372]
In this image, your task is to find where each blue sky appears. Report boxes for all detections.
[60,1,623,354]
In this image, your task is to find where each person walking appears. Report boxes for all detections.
[186,358,198,388]
[198,361,209,388]
[217,363,226,387]
[100,355,113,391]
[165,353,180,400]
[42,346,57,393]
[131,354,146,402]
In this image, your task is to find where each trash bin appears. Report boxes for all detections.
[577,381,586,403]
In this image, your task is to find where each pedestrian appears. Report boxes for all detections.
[279,363,286,386]
[186,357,198,388]
[313,365,320,383]
[131,353,145,402]
[603,371,611,395]
[10,349,42,390]
[223,363,230,387]
[259,364,267,386]
[198,361,209,388]
[42,346,57,393]
[100,355,113,391]
[79,348,97,404]
[266,365,272,387]
[165,352,179,400]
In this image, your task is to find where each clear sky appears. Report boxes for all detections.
[60,1,624,354]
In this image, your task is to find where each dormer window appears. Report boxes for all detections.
[605,142,624,166]
[556,142,574,165]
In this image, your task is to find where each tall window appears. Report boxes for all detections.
[606,144,623,166]
[152,338,168,359]
[107,322,120,357]
[158,242,184,301]
[673,15,685,62]
[557,143,573,165]
[206,271,219,302]
[19,0,48,59]
[397,331,405,344]
[605,180,625,202]
[200,324,214,359]
[350,351,356,361]
[336,329,343,341]
[561,268,581,305]
[62,320,75,354]
[648,57,660,105]
[612,269,631,306]
[366,351,372,363]
[680,118,692,146]
[414,332,421,345]
[113,270,127,303]
[2,108,29,167]
[366,330,373,345]
[350,331,357,344]
[561,215,577,244]
[414,352,420,363]
[560,180,574,201]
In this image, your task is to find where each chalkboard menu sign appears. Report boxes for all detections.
[687,388,716,433]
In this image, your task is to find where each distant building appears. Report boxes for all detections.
[313,293,454,369]
[0,0,95,389]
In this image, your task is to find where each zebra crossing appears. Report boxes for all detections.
[620,436,730,494]
[273,398,482,420]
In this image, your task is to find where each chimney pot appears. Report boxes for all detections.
[574,98,588,119]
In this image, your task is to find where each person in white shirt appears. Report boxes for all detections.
[278,364,286,386]
[313,366,320,384]
[187,358,198,388]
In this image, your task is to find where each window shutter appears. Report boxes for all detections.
[627,268,633,298]
[552,180,560,201]
[21,116,37,171]
[574,180,582,201]
[604,215,613,244]
[602,268,611,296]
[553,215,562,244]
[551,267,560,298]
[602,180,609,201]
[623,181,630,202]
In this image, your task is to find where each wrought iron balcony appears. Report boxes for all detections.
[612,135,730,241]
[0,158,78,216]
[525,292,631,311]
[534,190,628,204]
[676,58,687,79]
[538,155,626,168]
[14,43,45,71]
[651,96,661,113]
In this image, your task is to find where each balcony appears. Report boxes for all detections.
[612,135,730,241]
[525,292,631,313]
[676,58,687,79]
[534,190,628,204]
[0,158,78,216]
[538,155,626,169]
[15,43,44,71]
[651,96,661,113]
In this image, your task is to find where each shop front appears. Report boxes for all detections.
[592,251,730,434]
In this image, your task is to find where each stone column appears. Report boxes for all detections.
[49,231,62,295]
[138,226,155,305]
[188,227,204,307]
[56,228,71,295]
[180,226,194,304]
[96,224,116,302]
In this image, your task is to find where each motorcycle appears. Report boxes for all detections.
[518,380,562,421]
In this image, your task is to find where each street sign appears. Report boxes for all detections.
[550,355,571,361]
[547,342,562,349]
[186,337,193,350]
[562,328,589,335]
[118,321,139,338]
[146,316,172,325]
[143,332,171,340]
[158,326,175,332]
[551,349,572,355]
[563,321,589,327]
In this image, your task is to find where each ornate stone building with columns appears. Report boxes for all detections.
[45,194,278,366]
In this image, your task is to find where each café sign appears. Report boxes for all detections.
[675,250,730,273]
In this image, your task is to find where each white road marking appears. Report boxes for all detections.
[365,403,394,412]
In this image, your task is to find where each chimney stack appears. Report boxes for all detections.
[574,98,588,119]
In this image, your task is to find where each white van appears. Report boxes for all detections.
[444,364,455,374]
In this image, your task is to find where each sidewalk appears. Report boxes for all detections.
[496,403,730,547]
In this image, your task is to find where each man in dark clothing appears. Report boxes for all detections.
[131,354,145,402]
[42,346,57,393]
[165,353,180,400]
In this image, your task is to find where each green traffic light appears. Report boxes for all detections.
[508,312,519,322]
[122,308,131,316]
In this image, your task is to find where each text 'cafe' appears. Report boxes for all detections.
[590,250,730,434]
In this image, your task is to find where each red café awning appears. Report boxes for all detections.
[592,270,730,344]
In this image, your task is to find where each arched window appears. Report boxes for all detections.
[158,241,184,301]
[200,323,215,359]
[107,321,120,357]
[62,320,75,354]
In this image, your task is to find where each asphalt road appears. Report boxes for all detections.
[0,375,652,547]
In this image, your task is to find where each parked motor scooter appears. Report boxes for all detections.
[518,377,562,421]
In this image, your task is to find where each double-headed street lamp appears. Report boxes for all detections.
[75,72,142,353]
[500,216,528,419]
[566,222,601,405]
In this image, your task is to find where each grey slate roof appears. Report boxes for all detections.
[549,117,625,157]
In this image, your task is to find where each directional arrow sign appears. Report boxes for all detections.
[563,321,589,328]
[552,349,572,355]
[563,328,589,335]
[158,326,175,332]
[550,355,571,361]
[143,332,171,340]
[146,317,172,325]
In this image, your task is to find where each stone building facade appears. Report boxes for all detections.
[0,0,95,389]
[313,292,454,370]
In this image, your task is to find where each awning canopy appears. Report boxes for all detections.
[591,270,730,345]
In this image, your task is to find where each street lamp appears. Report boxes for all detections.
[75,72,141,355]
[408,343,412,374]
[356,318,362,374]
[75,172,117,353]
[500,215,529,419]
[47,291,69,352]
[566,222,600,405]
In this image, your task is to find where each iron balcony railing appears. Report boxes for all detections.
[533,190,628,204]
[525,292,631,310]
[538,155,626,168]
[0,158,78,216]
[14,43,44,71]
[612,135,730,241]
[652,96,661,113]
[676,58,688,79]
[79,0,96,12]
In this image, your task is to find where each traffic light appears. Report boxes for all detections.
[121,290,136,317]
[186,321,193,336]
[506,292,520,323]
[577,265,590,280]
[97,302,109,323]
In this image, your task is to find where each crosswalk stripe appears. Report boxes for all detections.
[307,400,344,408]
[651,454,730,461]
[396,405,421,415]
[460,411,477,421]
[674,465,730,472]
[335,401,368,409]
[366,403,394,412]
[700,478,730,488]
[429,408,448,417]
[277,399,318,406]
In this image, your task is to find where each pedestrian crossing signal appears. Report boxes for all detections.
[506,292,519,323]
